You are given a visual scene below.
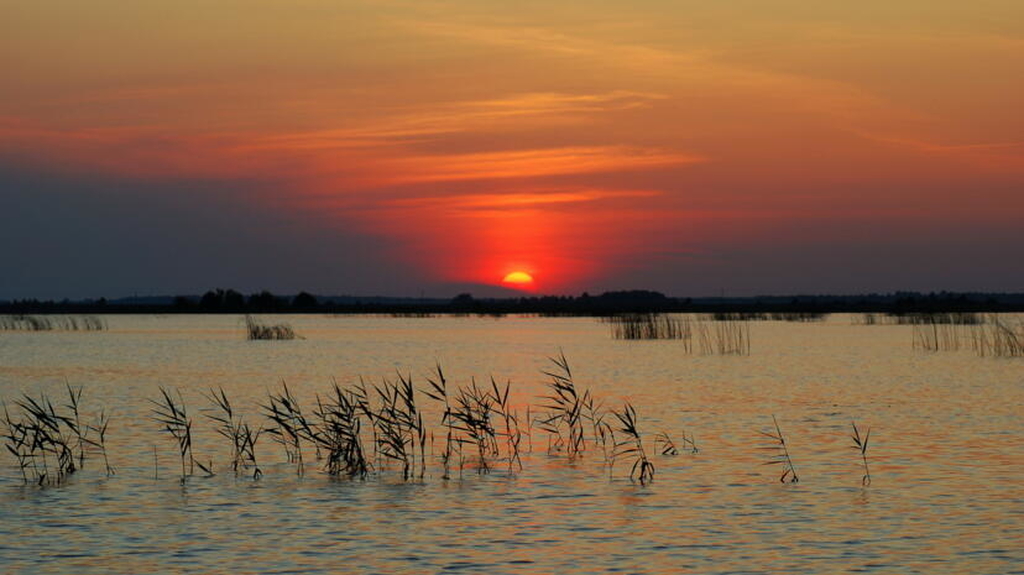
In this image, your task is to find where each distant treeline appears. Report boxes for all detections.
[3,289,1024,315]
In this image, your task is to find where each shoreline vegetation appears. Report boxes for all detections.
[2,289,1024,316]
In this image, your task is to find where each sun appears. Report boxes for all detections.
[502,271,534,286]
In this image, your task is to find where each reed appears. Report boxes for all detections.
[203,387,263,479]
[245,314,297,340]
[654,432,678,456]
[758,415,798,483]
[368,373,426,480]
[262,381,315,475]
[151,387,212,483]
[1,386,108,485]
[850,421,871,486]
[612,402,655,485]
[448,378,499,475]
[490,377,523,474]
[423,364,456,478]
[537,351,587,458]
[311,380,370,479]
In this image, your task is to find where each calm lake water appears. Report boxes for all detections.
[1,314,1022,574]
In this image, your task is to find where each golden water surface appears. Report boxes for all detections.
[1,314,1022,574]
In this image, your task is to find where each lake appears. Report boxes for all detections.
[1,314,1022,574]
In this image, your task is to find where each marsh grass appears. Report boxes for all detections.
[0,315,106,331]
[612,403,655,485]
[697,316,751,355]
[2,385,113,486]
[654,432,678,456]
[312,381,371,479]
[152,387,213,483]
[758,415,798,483]
[972,314,1024,358]
[262,381,314,475]
[851,421,871,486]
[606,313,691,342]
[203,387,263,479]
[245,314,298,340]
[537,351,588,458]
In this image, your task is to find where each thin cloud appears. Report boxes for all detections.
[369,146,705,184]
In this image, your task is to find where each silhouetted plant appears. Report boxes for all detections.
[654,432,679,456]
[612,402,655,485]
[758,415,798,483]
[151,387,212,483]
[851,421,871,486]
[537,351,587,458]
[203,387,263,479]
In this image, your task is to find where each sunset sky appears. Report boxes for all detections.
[2,1,1022,299]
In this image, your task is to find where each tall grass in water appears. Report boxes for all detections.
[0,315,106,331]
[758,415,798,483]
[850,421,871,486]
[2,385,112,485]
[245,314,297,340]
[697,316,751,355]
[606,313,691,343]
[262,381,315,475]
[972,314,1024,358]
[537,351,588,458]
[612,403,655,485]
[151,387,212,483]
[312,381,371,479]
[203,387,263,479]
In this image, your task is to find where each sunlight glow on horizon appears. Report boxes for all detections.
[2,0,1023,295]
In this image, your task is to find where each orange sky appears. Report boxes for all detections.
[2,1,1023,296]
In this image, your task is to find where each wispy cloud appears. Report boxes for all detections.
[387,188,662,210]
[368,146,704,184]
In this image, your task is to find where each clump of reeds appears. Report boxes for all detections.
[758,415,798,483]
[203,387,263,479]
[151,387,212,483]
[262,381,315,475]
[696,316,751,355]
[312,380,370,479]
[612,402,654,485]
[606,313,691,344]
[0,315,107,331]
[2,385,111,485]
[972,314,1024,358]
[368,373,427,480]
[245,315,297,340]
[536,351,587,458]
[850,421,871,486]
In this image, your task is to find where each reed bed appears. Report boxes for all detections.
[3,354,895,488]
[972,314,1024,358]
[0,314,107,331]
[911,313,1023,357]
[696,317,751,355]
[605,313,690,341]
[604,314,750,355]
[245,315,297,340]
